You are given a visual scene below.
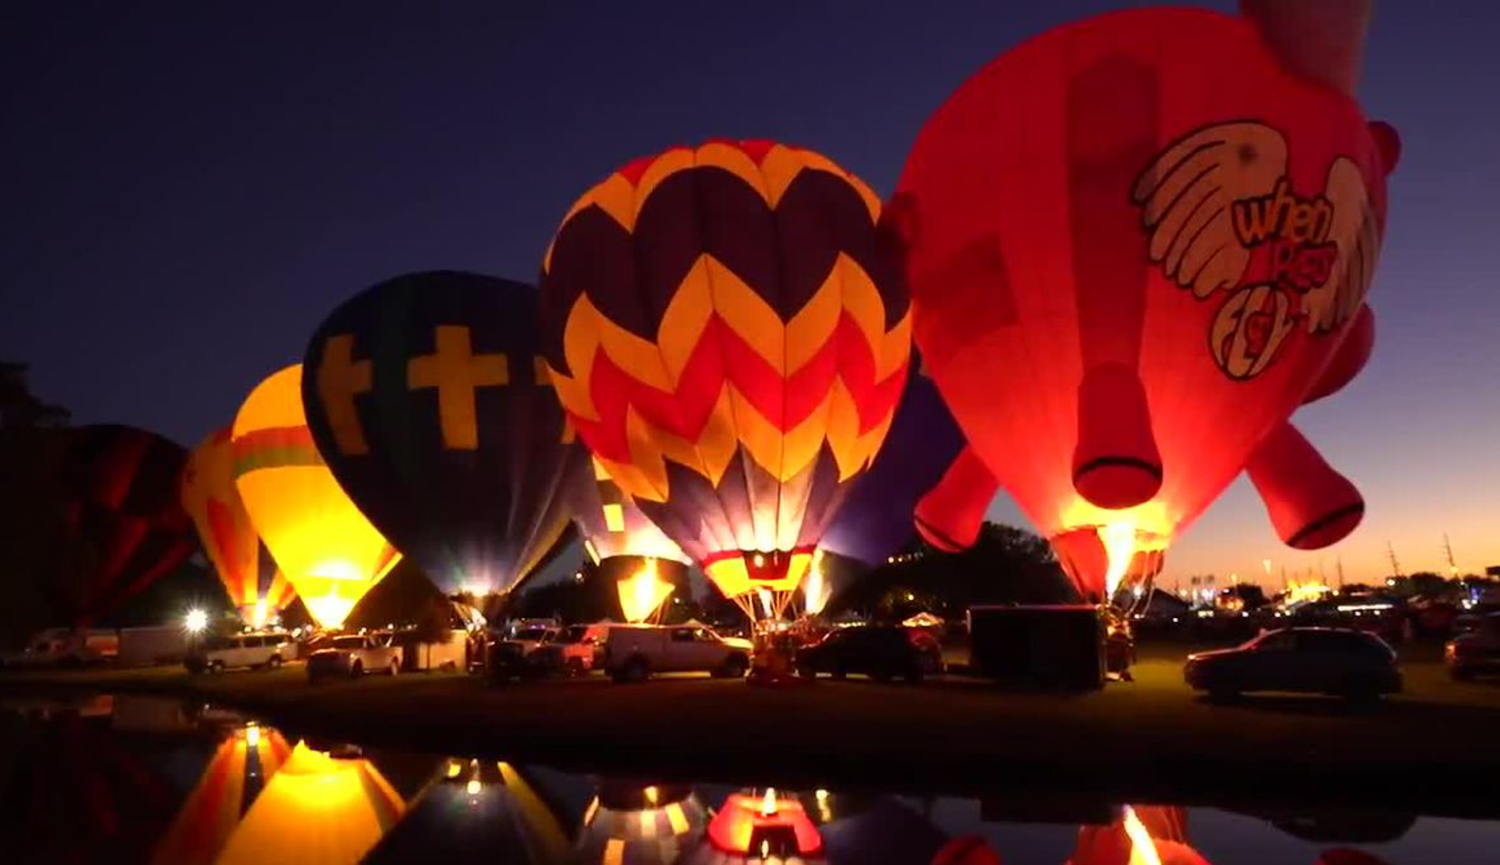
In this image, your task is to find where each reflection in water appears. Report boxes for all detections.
[1068,805,1205,865]
[213,741,404,865]
[687,788,827,864]
[574,781,708,864]
[0,695,1478,865]
[152,723,294,864]
[364,759,571,863]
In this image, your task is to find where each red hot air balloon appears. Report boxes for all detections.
[52,425,196,625]
[541,140,911,620]
[891,5,1399,602]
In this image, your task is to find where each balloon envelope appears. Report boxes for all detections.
[541,140,911,617]
[893,8,1391,598]
[182,427,296,626]
[302,272,581,599]
[567,451,688,567]
[55,424,196,625]
[232,365,400,628]
[819,357,964,566]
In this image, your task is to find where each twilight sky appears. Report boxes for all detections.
[2,1,1496,587]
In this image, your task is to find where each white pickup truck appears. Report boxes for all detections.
[603,623,752,683]
[306,633,401,681]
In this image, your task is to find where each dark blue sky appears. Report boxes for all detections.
[3,1,1496,583]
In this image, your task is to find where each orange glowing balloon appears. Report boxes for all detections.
[231,366,400,628]
[182,427,297,626]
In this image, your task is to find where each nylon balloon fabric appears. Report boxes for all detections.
[182,427,297,626]
[819,356,964,567]
[232,365,401,628]
[302,272,583,599]
[55,424,195,625]
[891,8,1397,600]
[540,140,911,616]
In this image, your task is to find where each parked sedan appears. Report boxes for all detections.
[1184,627,1401,703]
[795,626,942,683]
[306,633,401,682]
[1445,613,1500,680]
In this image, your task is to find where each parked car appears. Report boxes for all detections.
[529,623,615,675]
[603,624,752,683]
[794,625,942,683]
[1184,627,1401,702]
[1445,613,1500,680]
[0,628,119,668]
[485,639,537,685]
[507,625,561,657]
[306,633,401,681]
[185,632,294,674]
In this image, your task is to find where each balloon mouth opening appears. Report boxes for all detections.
[1072,456,1164,510]
[1052,522,1169,603]
[703,549,817,620]
[617,558,675,623]
[1286,501,1365,550]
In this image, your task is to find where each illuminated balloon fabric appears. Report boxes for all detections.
[819,357,965,567]
[541,140,911,614]
[214,741,404,865]
[182,427,297,625]
[567,451,689,566]
[150,725,293,865]
[55,424,196,625]
[892,7,1396,597]
[302,272,582,598]
[365,760,569,864]
[914,306,1375,597]
[232,365,400,628]
[566,454,690,621]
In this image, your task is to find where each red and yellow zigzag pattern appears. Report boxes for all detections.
[549,250,910,503]
[543,140,882,271]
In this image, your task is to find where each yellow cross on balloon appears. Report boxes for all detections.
[407,326,510,450]
[315,335,373,455]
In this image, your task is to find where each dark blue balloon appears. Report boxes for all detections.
[302,271,587,596]
[819,359,966,566]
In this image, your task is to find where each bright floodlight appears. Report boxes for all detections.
[184,608,209,634]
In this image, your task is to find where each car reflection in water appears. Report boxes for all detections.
[0,694,1480,865]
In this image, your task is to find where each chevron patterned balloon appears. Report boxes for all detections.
[540,140,911,618]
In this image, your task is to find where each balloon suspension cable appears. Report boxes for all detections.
[731,595,758,621]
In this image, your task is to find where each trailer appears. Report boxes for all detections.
[967,604,1106,690]
[118,626,191,667]
[397,629,469,672]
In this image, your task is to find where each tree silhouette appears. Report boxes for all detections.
[829,522,1078,620]
[0,364,71,647]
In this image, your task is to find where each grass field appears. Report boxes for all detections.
[5,641,1500,816]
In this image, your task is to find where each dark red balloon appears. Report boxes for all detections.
[55,425,195,625]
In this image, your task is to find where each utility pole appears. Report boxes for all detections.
[1336,555,1346,590]
[1387,541,1403,580]
[1444,533,1459,579]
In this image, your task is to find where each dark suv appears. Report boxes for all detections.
[795,626,942,683]
[1185,627,1401,703]
[1445,613,1500,680]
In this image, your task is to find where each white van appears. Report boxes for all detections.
[185,632,294,674]
[602,623,752,683]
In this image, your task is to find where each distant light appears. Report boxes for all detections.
[814,789,829,802]
[467,779,481,796]
[184,609,208,634]
[645,785,660,806]
[245,724,260,748]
